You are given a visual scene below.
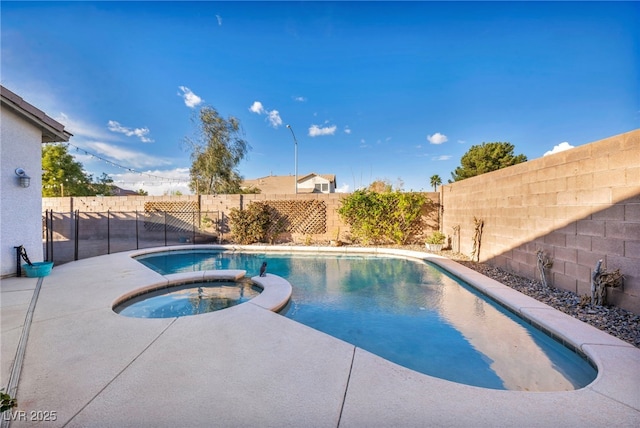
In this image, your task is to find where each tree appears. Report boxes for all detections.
[239,185,261,194]
[42,144,93,196]
[430,174,442,191]
[91,172,114,196]
[186,106,250,194]
[368,179,393,193]
[136,189,149,196]
[42,144,116,196]
[450,142,527,182]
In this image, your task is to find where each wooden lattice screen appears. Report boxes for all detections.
[144,201,200,231]
[263,200,326,235]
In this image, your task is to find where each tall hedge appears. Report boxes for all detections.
[338,190,428,245]
[228,202,272,244]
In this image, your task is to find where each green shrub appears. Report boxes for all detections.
[338,190,428,245]
[426,231,446,244]
[1,388,17,413]
[228,202,272,244]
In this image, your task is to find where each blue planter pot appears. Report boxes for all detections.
[23,262,54,277]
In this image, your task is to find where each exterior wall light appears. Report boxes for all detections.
[15,168,31,188]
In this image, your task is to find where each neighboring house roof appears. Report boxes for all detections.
[110,185,139,196]
[1,85,72,143]
[243,175,300,194]
[298,173,336,185]
[242,173,337,194]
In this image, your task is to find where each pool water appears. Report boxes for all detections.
[115,280,261,318]
[135,250,597,391]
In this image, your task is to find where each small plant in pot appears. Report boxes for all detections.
[425,231,446,252]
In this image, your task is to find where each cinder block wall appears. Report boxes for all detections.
[42,193,355,243]
[42,194,199,213]
[441,130,640,313]
[43,192,440,244]
[201,192,351,242]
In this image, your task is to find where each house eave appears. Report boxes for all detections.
[1,85,72,143]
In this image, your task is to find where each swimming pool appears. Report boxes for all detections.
[134,249,597,391]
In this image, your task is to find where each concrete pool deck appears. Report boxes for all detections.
[1,245,639,427]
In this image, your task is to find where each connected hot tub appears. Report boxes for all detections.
[114,279,262,318]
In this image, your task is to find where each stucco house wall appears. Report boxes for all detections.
[0,108,44,275]
[1,86,70,277]
[298,174,336,193]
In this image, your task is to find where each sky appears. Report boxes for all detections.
[2,1,638,195]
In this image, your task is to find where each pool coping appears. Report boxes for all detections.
[111,268,293,317]
[2,244,639,426]
[128,245,640,396]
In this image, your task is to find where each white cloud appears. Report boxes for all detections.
[107,120,153,143]
[359,139,370,149]
[308,124,337,137]
[433,155,452,161]
[293,96,306,102]
[177,86,203,108]
[344,126,352,134]
[249,101,265,114]
[544,142,574,156]
[249,101,282,128]
[113,167,191,196]
[427,132,448,144]
[55,113,115,141]
[336,183,350,193]
[84,142,171,169]
[215,14,222,26]
[267,110,282,128]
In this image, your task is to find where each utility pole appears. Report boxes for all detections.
[286,124,298,194]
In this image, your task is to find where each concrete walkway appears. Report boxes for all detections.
[1,245,639,427]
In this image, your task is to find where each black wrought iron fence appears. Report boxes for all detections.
[43,210,222,265]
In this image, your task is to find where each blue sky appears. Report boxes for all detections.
[2,1,638,195]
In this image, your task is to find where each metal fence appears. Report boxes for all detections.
[43,210,222,265]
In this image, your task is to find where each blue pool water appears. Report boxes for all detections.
[115,280,261,318]
[134,250,597,391]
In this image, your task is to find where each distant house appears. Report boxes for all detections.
[1,86,72,276]
[109,185,139,196]
[242,173,337,194]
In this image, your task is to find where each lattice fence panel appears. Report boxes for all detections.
[401,199,436,244]
[262,200,326,235]
[386,198,434,244]
[144,201,200,231]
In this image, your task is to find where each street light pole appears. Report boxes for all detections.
[286,124,298,194]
